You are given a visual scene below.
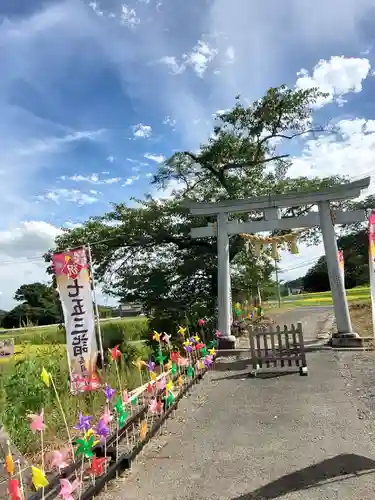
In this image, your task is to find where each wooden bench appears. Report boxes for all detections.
[248,322,308,376]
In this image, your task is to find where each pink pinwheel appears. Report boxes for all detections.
[215,329,222,338]
[156,376,166,391]
[45,449,70,472]
[122,390,130,404]
[197,318,205,327]
[178,357,189,367]
[59,478,80,500]
[149,398,163,414]
[101,407,113,425]
[28,410,46,433]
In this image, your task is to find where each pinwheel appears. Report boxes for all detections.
[164,391,175,408]
[87,456,106,477]
[165,379,173,392]
[7,479,21,500]
[177,326,187,337]
[28,410,46,433]
[152,331,161,343]
[156,376,166,391]
[74,412,93,433]
[103,384,116,402]
[75,435,95,459]
[139,420,148,440]
[111,345,122,361]
[31,467,48,490]
[94,418,110,442]
[59,478,80,500]
[46,448,70,472]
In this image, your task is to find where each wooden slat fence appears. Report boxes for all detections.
[248,322,308,376]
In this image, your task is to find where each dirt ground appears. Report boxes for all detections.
[349,302,374,337]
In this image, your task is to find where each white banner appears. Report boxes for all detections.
[52,248,101,393]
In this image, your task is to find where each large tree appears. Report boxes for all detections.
[2,282,62,329]
[46,86,352,327]
[302,227,371,293]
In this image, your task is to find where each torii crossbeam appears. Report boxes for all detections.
[183,177,371,348]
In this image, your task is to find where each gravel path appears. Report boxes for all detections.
[98,307,375,500]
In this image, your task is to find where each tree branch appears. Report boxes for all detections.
[222,155,289,171]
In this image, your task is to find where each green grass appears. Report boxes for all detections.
[274,285,371,308]
[0,316,149,346]
[0,316,153,457]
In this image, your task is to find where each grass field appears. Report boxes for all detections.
[0,316,152,456]
[278,285,371,307]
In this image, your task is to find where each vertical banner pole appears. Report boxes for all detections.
[368,212,375,338]
[87,244,105,368]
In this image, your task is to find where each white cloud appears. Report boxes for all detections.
[122,175,140,186]
[158,39,218,78]
[40,189,99,205]
[133,123,152,138]
[120,4,140,28]
[183,40,218,77]
[106,155,115,162]
[158,56,185,75]
[289,117,375,189]
[144,153,166,163]
[295,56,371,108]
[60,173,121,185]
[225,46,235,64]
[163,116,176,128]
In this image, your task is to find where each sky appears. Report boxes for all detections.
[1,0,375,309]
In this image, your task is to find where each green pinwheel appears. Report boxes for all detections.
[171,362,177,376]
[131,396,137,406]
[200,347,208,358]
[164,391,175,408]
[155,349,167,365]
[75,434,95,459]
[187,365,194,378]
[114,397,128,428]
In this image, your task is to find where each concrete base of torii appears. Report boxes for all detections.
[218,335,236,350]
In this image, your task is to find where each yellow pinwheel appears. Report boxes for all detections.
[208,347,216,356]
[152,331,161,343]
[32,467,48,490]
[41,367,50,387]
[165,379,173,392]
[177,326,187,337]
[132,358,146,371]
[164,360,172,371]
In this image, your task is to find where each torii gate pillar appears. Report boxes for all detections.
[184,177,370,348]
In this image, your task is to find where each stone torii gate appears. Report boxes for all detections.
[184,177,371,348]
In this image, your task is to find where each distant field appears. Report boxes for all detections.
[266,286,371,308]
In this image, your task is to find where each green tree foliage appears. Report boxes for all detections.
[302,229,370,292]
[45,86,351,326]
[1,283,63,328]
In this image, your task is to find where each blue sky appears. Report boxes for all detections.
[1,0,375,309]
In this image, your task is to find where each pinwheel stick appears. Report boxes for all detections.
[16,460,25,500]
[115,360,123,394]
[41,425,45,500]
[50,374,75,462]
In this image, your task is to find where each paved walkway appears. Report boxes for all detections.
[103,307,375,500]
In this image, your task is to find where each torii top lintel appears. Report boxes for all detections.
[182,177,370,217]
